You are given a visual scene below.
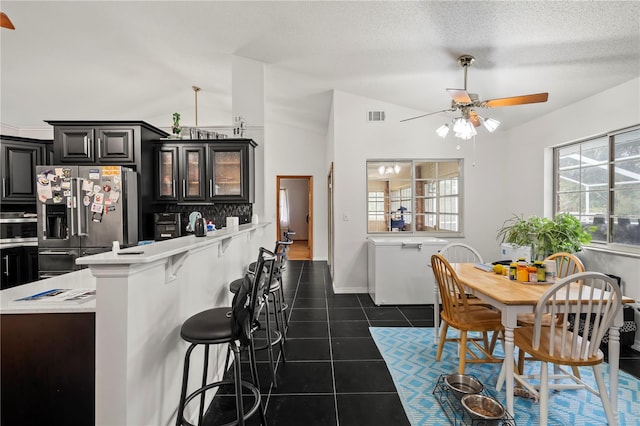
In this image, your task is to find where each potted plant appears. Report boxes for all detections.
[172,112,182,138]
[497,213,593,260]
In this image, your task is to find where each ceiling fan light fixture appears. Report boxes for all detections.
[482,117,501,132]
[436,123,450,138]
[452,118,477,140]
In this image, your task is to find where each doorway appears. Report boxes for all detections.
[276,176,313,260]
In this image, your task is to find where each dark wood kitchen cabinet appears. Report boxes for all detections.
[53,126,134,164]
[155,144,207,203]
[208,140,255,203]
[0,246,37,289]
[1,312,95,426]
[154,139,255,204]
[47,121,168,168]
[0,136,45,203]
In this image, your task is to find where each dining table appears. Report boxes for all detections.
[448,262,635,423]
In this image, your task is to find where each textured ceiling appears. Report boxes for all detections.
[1,1,639,132]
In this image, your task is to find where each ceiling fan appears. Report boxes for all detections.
[1,12,15,30]
[401,55,548,138]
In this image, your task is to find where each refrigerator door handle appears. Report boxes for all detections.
[39,250,75,255]
[69,178,76,237]
[76,178,88,237]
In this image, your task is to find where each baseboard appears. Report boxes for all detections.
[333,285,368,294]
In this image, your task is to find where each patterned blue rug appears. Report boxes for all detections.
[370,327,640,426]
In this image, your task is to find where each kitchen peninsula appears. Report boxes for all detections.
[0,222,272,426]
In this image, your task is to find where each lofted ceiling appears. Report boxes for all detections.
[1,1,639,134]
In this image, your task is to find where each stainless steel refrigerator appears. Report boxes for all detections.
[35,165,138,278]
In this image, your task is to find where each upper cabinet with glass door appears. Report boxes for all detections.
[208,141,255,203]
[154,144,207,203]
[154,139,256,204]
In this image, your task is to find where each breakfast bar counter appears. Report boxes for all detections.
[2,222,273,426]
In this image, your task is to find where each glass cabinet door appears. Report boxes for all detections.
[211,149,242,197]
[156,146,178,200]
[181,146,207,202]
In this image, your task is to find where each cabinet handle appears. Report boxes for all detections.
[182,180,186,198]
[3,255,9,276]
[85,135,91,158]
[97,137,102,159]
[2,178,5,198]
[209,179,213,197]
[39,251,76,256]
[401,242,423,249]
[172,180,176,197]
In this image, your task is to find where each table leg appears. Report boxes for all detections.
[503,326,515,416]
[608,324,621,425]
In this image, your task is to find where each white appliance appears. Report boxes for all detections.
[499,243,532,263]
[367,236,448,305]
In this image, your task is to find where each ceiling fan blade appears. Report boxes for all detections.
[446,88,472,104]
[0,12,15,30]
[484,92,549,108]
[400,108,455,123]
[469,111,481,127]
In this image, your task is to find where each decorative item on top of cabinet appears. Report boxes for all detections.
[0,135,46,203]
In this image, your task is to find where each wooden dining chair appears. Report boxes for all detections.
[434,243,498,342]
[513,272,622,426]
[431,254,504,374]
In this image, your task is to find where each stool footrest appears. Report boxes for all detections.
[181,379,262,426]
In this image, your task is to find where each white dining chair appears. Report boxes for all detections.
[513,272,623,426]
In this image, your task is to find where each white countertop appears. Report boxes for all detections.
[76,222,269,265]
[1,222,270,314]
[0,268,96,314]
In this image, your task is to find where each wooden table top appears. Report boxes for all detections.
[451,263,635,306]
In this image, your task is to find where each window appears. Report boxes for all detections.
[554,126,640,249]
[367,159,463,235]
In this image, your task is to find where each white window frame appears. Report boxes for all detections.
[366,159,464,236]
[553,125,640,253]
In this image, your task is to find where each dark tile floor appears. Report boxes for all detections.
[203,260,640,426]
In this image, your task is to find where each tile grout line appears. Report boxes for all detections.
[323,264,341,426]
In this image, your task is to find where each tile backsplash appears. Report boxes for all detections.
[159,203,252,234]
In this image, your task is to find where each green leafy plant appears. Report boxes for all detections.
[497,213,593,260]
[172,112,181,135]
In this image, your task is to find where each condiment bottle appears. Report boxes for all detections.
[535,261,546,282]
[509,262,518,280]
[517,259,529,282]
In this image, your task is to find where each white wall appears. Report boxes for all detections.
[263,91,329,258]
[330,90,506,292]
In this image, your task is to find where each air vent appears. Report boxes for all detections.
[367,111,386,122]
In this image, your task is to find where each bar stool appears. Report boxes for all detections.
[228,242,289,387]
[176,249,274,426]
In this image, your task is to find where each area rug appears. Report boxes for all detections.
[370,327,640,426]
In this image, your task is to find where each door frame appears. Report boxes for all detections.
[276,175,313,259]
